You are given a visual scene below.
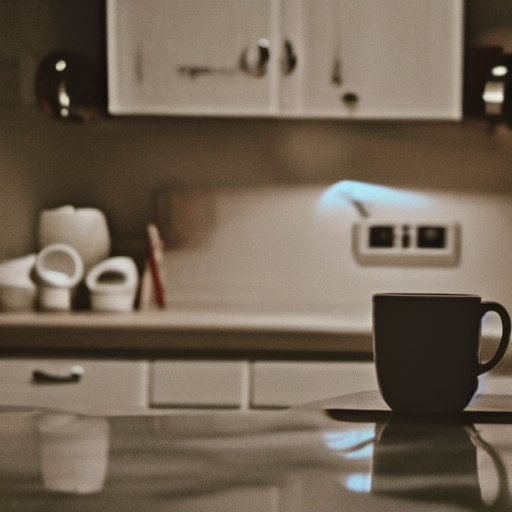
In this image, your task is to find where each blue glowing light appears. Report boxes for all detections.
[317,180,431,216]
[344,443,373,460]
[345,473,372,493]
[323,428,375,459]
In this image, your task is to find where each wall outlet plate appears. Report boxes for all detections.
[353,220,460,266]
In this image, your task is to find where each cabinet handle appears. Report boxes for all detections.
[331,57,342,85]
[240,39,270,77]
[178,39,270,79]
[178,65,237,78]
[32,365,84,384]
[282,39,297,75]
[342,92,359,107]
[179,39,270,79]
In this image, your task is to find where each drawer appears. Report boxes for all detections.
[0,359,149,412]
[150,360,248,408]
[251,361,378,408]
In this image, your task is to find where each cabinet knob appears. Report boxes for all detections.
[32,365,84,384]
[240,39,270,77]
[342,92,359,107]
[282,39,297,76]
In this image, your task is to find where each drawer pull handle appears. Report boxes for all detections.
[32,365,84,384]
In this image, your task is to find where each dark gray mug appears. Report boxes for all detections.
[373,293,511,413]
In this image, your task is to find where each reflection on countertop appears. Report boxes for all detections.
[1,393,512,511]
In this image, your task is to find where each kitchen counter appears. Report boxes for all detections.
[2,310,509,412]
[1,308,507,361]
[0,310,373,358]
[2,392,512,510]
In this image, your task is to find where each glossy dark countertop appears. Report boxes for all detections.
[2,392,512,511]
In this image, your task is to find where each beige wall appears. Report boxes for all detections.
[0,0,511,261]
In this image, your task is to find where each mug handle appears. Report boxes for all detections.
[478,302,511,375]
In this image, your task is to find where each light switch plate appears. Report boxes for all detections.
[353,220,460,266]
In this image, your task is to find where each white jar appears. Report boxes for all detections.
[38,205,111,272]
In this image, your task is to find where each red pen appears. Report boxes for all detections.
[146,223,166,309]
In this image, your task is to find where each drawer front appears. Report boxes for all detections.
[252,361,378,408]
[151,360,248,408]
[0,359,149,411]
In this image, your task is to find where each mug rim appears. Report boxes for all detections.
[373,293,481,299]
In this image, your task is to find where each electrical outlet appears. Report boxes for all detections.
[353,221,460,266]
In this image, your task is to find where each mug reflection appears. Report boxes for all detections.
[350,417,512,510]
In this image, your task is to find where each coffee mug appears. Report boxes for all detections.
[373,293,511,413]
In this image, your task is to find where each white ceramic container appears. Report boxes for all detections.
[86,256,139,312]
[0,254,37,311]
[38,205,111,272]
[35,243,84,311]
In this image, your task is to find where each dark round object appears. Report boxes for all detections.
[35,50,104,122]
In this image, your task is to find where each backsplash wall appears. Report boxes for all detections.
[0,0,511,261]
[2,111,512,260]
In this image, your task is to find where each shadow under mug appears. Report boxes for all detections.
[373,294,511,413]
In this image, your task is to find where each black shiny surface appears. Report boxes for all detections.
[1,394,512,511]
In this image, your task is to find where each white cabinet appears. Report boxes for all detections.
[281,0,463,119]
[150,360,249,408]
[107,0,280,116]
[251,361,378,408]
[0,357,378,411]
[107,0,463,119]
[0,359,149,413]
[150,360,378,409]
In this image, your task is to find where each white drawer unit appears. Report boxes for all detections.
[0,357,379,412]
[0,359,149,412]
[150,360,249,408]
[251,361,378,408]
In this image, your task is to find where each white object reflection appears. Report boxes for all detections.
[36,414,109,494]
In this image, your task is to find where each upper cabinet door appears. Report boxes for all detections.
[280,0,464,119]
[107,0,463,119]
[107,0,280,116]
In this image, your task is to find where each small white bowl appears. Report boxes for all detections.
[86,256,139,312]
[0,254,37,312]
